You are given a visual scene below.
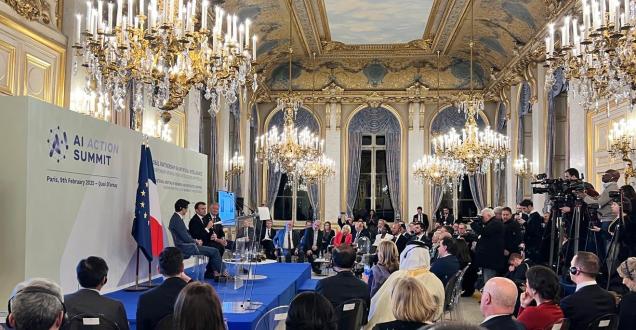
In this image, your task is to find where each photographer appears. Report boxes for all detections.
[580,169,620,254]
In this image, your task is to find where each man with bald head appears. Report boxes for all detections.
[480,277,525,330]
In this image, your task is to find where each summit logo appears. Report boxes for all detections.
[47,126,69,163]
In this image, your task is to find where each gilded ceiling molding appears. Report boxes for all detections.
[4,0,52,25]
[406,81,430,102]
[408,105,414,130]
[319,40,433,59]
[325,103,331,129]
[485,0,577,100]
[365,91,384,108]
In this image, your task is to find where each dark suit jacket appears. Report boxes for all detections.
[439,214,455,225]
[236,226,256,240]
[260,227,277,241]
[619,292,636,330]
[481,315,525,330]
[64,289,129,330]
[430,255,460,287]
[202,213,225,238]
[503,219,523,254]
[412,213,430,230]
[394,233,410,254]
[473,218,505,271]
[353,228,370,242]
[188,214,213,245]
[301,228,323,252]
[560,284,617,330]
[524,211,545,260]
[316,271,370,319]
[136,277,188,330]
[168,213,198,256]
[273,229,300,250]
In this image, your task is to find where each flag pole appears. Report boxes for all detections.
[142,256,158,288]
[124,246,150,292]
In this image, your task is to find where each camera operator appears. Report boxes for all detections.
[558,168,586,215]
[579,169,620,254]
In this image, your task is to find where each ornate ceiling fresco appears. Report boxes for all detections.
[146,0,559,98]
[323,0,434,44]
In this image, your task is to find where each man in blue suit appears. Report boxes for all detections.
[168,199,223,278]
[430,236,461,287]
[274,221,299,262]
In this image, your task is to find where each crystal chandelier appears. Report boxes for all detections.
[513,154,535,178]
[298,155,336,185]
[413,155,465,190]
[433,0,510,174]
[545,0,636,111]
[608,118,636,179]
[74,0,257,120]
[254,5,323,176]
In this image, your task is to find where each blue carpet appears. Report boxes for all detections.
[105,263,311,330]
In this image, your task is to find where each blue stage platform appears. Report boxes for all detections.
[106,263,311,330]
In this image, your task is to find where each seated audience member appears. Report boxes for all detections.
[64,256,129,330]
[7,278,65,330]
[316,245,370,315]
[273,221,300,262]
[455,239,472,269]
[431,237,461,287]
[560,251,617,330]
[301,220,323,273]
[368,241,445,327]
[504,253,529,289]
[260,219,276,259]
[430,231,451,261]
[168,199,224,278]
[137,247,192,330]
[333,224,353,247]
[173,282,224,330]
[368,240,400,297]
[517,266,564,330]
[408,222,428,243]
[457,223,477,244]
[372,278,436,330]
[617,257,636,330]
[286,292,337,330]
[392,222,410,254]
[440,225,454,236]
[321,221,336,252]
[373,223,394,246]
[353,220,371,243]
[480,277,524,330]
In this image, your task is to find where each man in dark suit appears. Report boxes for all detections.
[274,221,300,262]
[316,245,370,320]
[521,199,547,264]
[473,208,506,284]
[136,247,191,330]
[236,218,257,250]
[430,237,461,287]
[260,219,277,259]
[408,222,431,248]
[560,251,616,330]
[301,220,324,273]
[480,277,525,330]
[64,256,129,330]
[189,202,228,257]
[439,207,455,226]
[391,222,410,254]
[352,220,370,244]
[502,207,523,257]
[412,206,430,230]
[168,199,223,278]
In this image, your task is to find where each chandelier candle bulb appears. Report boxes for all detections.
[252,35,257,60]
[127,0,132,25]
[116,0,122,27]
[139,0,144,17]
[238,24,244,52]
[201,1,208,29]
[76,14,82,43]
[108,2,114,34]
[245,19,250,48]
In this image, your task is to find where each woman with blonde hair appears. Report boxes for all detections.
[334,224,353,247]
[368,240,399,297]
[372,277,436,329]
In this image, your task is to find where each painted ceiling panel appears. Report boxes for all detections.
[324,0,434,44]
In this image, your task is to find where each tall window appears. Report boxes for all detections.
[354,134,394,220]
[438,176,477,219]
[273,174,313,220]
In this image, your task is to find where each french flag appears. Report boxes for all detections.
[132,144,164,261]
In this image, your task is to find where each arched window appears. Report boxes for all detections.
[265,107,320,220]
[347,107,401,221]
[431,106,487,219]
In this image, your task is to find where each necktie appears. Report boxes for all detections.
[287,231,292,249]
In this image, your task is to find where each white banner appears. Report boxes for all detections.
[0,97,207,296]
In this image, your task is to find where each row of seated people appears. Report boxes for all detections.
[5,246,636,330]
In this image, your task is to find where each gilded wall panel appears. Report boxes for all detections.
[23,53,51,102]
[0,38,15,95]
